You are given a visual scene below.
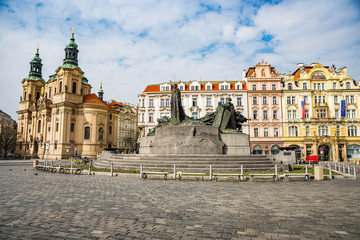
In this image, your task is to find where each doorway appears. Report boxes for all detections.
[318,145,331,161]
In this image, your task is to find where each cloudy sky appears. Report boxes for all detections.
[1,0,360,120]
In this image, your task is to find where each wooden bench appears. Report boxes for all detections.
[177,172,206,181]
[249,173,278,181]
[213,173,244,181]
[281,173,310,180]
[141,171,168,180]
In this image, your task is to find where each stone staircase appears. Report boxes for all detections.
[95,153,275,173]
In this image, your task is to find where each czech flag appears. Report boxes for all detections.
[301,101,306,118]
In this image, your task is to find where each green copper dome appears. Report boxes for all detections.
[31,50,42,63]
[66,37,78,48]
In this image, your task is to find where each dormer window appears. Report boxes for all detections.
[288,83,293,90]
[346,82,351,89]
[190,81,201,91]
[205,82,212,90]
[235,82,242,90]
[219,82,230,90]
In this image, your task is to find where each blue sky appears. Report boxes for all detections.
[0,0,360,120]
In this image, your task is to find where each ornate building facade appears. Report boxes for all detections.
[137,80,248,137]
[246,61,283,155]
[282,62,360,162]
[109,101,138,153]
[16,31,118,159]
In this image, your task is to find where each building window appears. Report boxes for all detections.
[179,85,184,91]
[351,95,355,103]
[305,110,309,118]
[348,125,357,136]
[253,111,258,119]
[190,85,199,90]
[220,98,225,104]
[98,127,104,140]
[71,123,75,132]
[55,142,57,150]
[264,128,269,137]
[303,83,307,90]
[262,84,266,90]
[272,84,276,90]
[306,126,310,136]
[288,83,293,90]
[236,97,242,106]
[253,97,257,105]
[273,110,277,119]
[346,82,351,89]
[337,126,341,136]
[59,82,63,93]
[109,126,112,135]
[72,82,77,94]
[206,97,212,106]
[287,96,295,104]
[333,82,337,89]
[263,96,267,105]
[271,145,280,155]
[334,96,338,104]
[160,99,165,107]
[272,96,277,104]
[24,91,27,101]
[252,85,256,90]
[192,112,198,119]
[345,96,350,103]
[335,109,339,118]
[254,128,259,137]
[253,145,262,154]
[288,126,298,137]
[166,99,170,107]
[37,120,41,133]
[274,128,279,137]
[149,99,154,107]
[56,123,59,132]
[206,85,211,90]
[149,113,154,122]
[192,98,197,107]
[84,127,90,140]
[303,96,308,104]
[263,110,268,119]
[318,126,329,136]
[320,109,327,118]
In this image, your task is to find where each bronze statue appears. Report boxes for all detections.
[170,84,186,124]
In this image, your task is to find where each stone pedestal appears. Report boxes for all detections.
[139,125,251,155]
[314,166,324,181]
[220,133,250,155]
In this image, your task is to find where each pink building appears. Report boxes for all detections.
[246,61,283,155]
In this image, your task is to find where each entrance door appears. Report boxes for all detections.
[318,145,331,161]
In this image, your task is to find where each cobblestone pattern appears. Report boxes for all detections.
[0,163,359,239]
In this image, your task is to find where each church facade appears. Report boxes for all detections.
[16,31,118,159]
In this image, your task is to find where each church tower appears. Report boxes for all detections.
[98,81,104,101]
[63,26,79,66]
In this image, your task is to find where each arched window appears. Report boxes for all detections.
[253,145,263,155]
[109,126,112,135]
[346,82,351,89]
[81,88,83,95]
[70,123,75,132]
[84,127,91,140]
[333,82,337,89]
[36,92,40,101]
[49,89,52,98]
[288,83,293,90]
[98,127,104,140]
[348,125,357,136]
[347,144,360,159]
[288,126,298,137]
[318,126,329,136]
[271,145,280,155]
[72,82,76,94]
[336,125,341,136]
[24,91,27,101]
[37,120,41,133]
[59,82,63,93]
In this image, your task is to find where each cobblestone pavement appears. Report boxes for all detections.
[0,163,360,240]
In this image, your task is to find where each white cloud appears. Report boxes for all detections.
[0,0,359,120]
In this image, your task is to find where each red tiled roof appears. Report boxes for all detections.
[83,94,111,107]
[143,81,247,93]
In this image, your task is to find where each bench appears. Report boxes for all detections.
[281,173,310,180]
[213,173,244,181]
[141,171,168,180]
[177,172,206,181]
[249,173,278,181]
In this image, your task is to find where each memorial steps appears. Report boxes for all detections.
[95,154,275,172]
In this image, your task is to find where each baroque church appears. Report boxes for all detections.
[16,29,119,159]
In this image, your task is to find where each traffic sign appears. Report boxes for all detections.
[320,148,323,151]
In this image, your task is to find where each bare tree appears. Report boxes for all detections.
[0,125,17,158]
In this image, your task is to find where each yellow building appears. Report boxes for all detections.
[282,62,360,162]
[16,31,119,159]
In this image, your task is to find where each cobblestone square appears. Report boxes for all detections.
[0,162,359,239]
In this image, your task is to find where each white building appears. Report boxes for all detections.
[138,80,248,137]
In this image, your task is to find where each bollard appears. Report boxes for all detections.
[305,165,308,175]
[88,161,91,175]
[354,165,357,179]
[111,162,113,177]
[209,165,212,181]
[329,166,332,179]
[275,165,278,180]
[240,165,244,181]
[174,164,176,180]
[348,164,350,174]
[334,162,337,171]
[140,164,143,179]
[33,159,38,168]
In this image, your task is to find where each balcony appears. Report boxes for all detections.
[314,103,327,107]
